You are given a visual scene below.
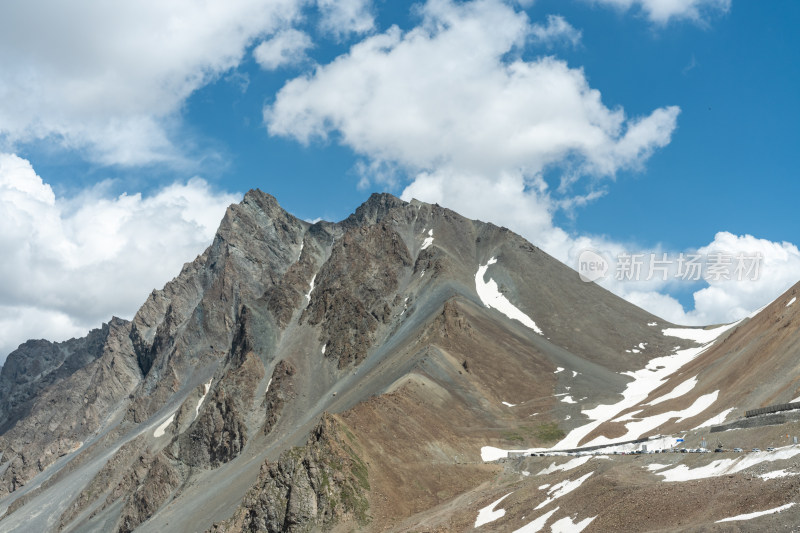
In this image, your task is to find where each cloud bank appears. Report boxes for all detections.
[0,153,238,359]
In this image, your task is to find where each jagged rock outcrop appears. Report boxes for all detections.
[263,359,296,435]
[125,190,306,426]
[116,452,182,533]
[209,414,370,533]
[303,223,412,368]
[0,322,112,433]
[0,318,140,497]
[177,306,265,468]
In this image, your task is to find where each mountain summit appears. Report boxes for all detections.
[1,191,799,532]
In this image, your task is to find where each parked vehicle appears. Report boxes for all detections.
[733,447,743,452]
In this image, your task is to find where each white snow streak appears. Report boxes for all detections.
[305,274,316,301]
[513,507,558,533]
[474,492,512,528]
[610,391,719,443]
[692,407,735,430]
[716,503,795,523]
[475,257,543,335]
[551,345,718,450]
[647,376,698,405]
[537,456,591,475]
[481,446,510,462]
[560,395,577,404]
[153,414,175,438]
[554,367,564,374]
[535,472,593,510]
[787,297,796,307]
[759,469,796,480]
[194,378,213,420]
[502,401,517,407]
[421,228,434,250]
[662,321,739,344]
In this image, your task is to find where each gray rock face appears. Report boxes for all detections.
[302,222,412,368]
[210,414,370,533]
[263,359,296,436]
[0,317,140,497]
[0,322,112,433]
[178,307,265,468]
[116,452,182,533]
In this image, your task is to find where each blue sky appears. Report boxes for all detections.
[1,0,798,360]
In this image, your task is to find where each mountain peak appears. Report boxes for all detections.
[345,192,408,226]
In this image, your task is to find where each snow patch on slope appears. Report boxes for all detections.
[195,378,213,420]
[537,456,591,475]
[662,322,739,344]
[153,414,175,438]
[647,376,698,406]
[482,320,734,459]
[421,228,434,250]
[475,257,543,335]
[692,407,735,430]
[305,274,316,301]
[787,297,796,307]
[513,507,558,533]
[535,472,593,510]
[475,492,512,528]
[716,503,795,523]
[598,391,719,446]
[759,469,796,480]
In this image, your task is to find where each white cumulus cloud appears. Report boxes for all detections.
[531,15,583,47]
[591,0,731,24]
[267,0,679,180]
[0,0,307,166]
[316,0,376,39]
[0,153,239,362]
[254,29,314,70]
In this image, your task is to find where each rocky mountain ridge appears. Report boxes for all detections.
[0,190,798,532]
